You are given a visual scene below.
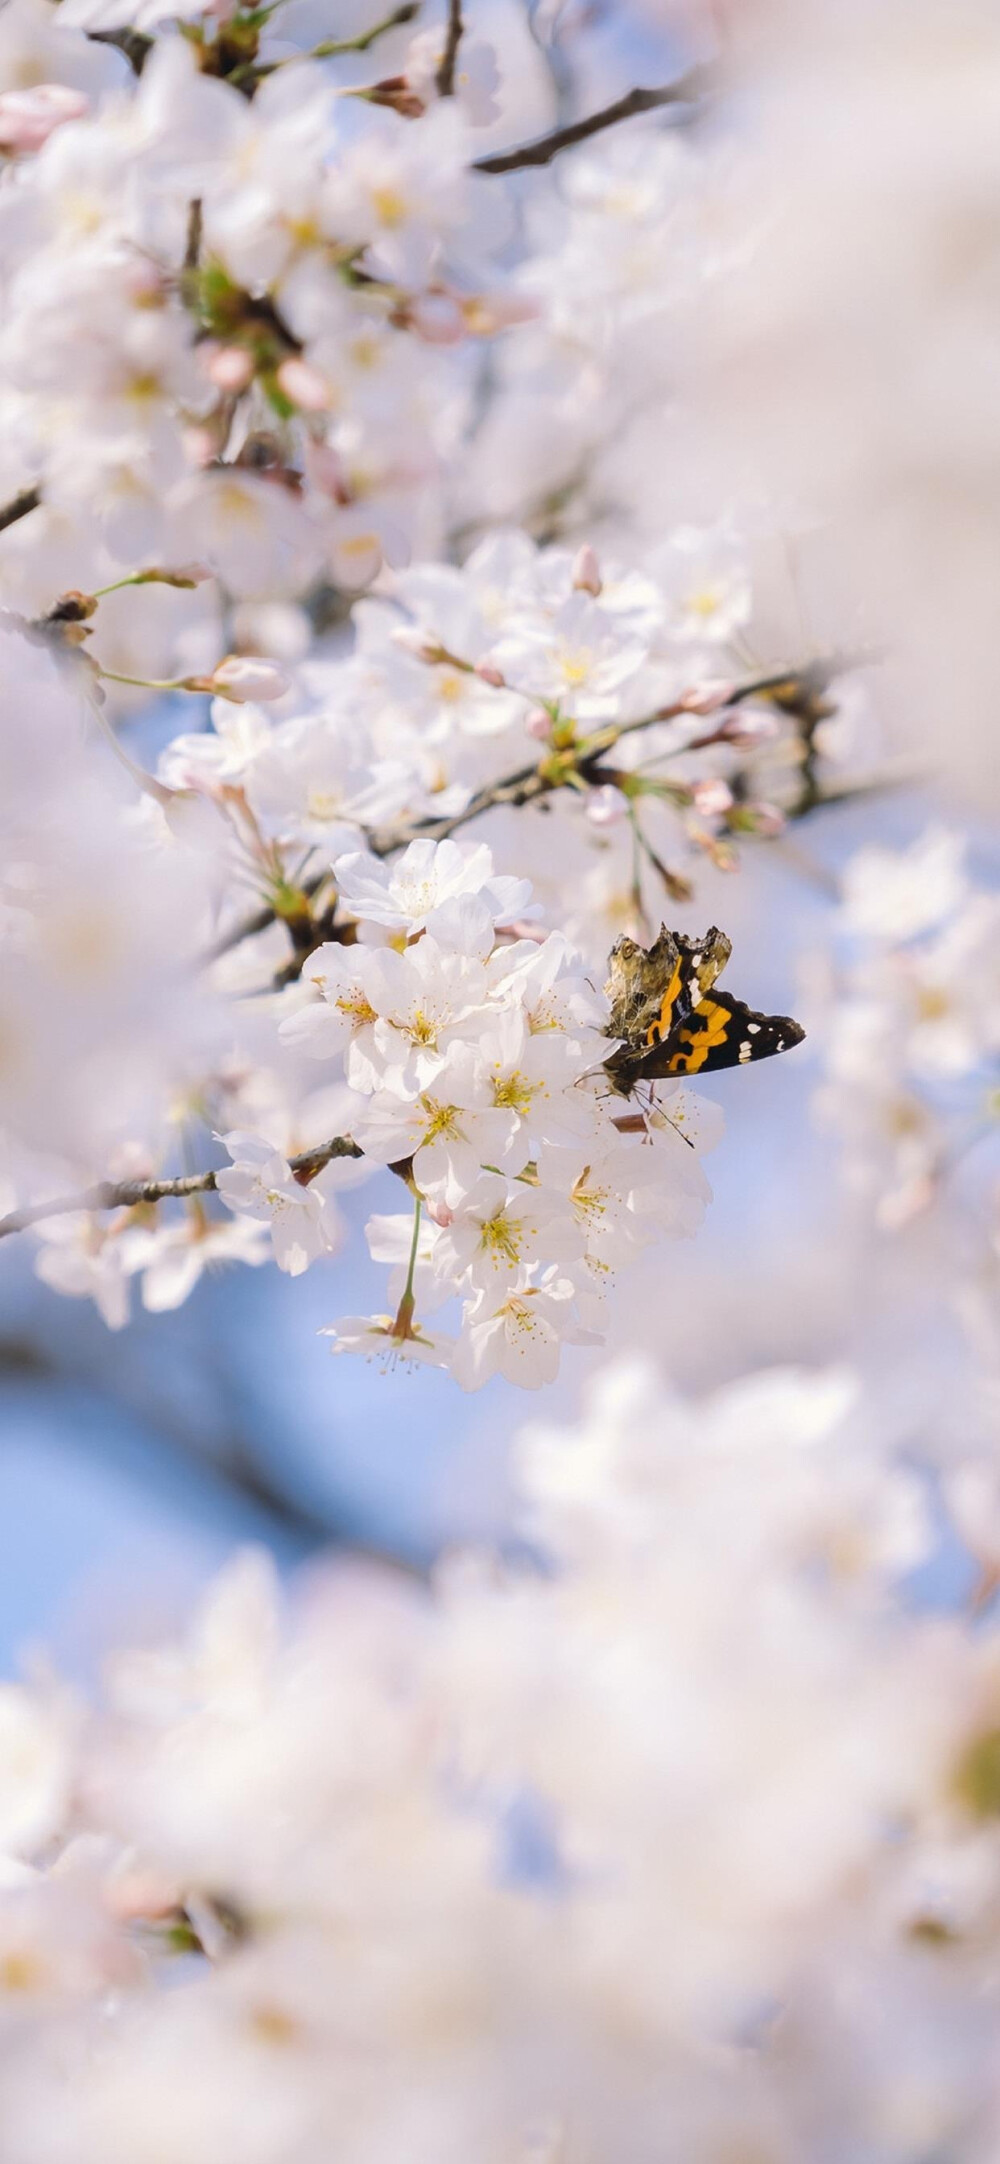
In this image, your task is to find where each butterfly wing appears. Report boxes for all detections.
[642,927,733,1048]
[651,991,805,1078]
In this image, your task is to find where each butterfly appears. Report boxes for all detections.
[602,924,805,1096]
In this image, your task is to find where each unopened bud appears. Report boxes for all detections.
[692,777,734,820]
[139,563,212,590]
[276,357,331,412]
[408,291,465,346]
[526,707,552,742]
[209,654,290,703]
[390,624,448,664]
[571,544,602,597]
[679,678,736,716]
[47,590,98,624]
[367,75,426,117]
[475,661,505,688]
[461,292,541,337]
[424,1195,454,1229]
[718,706,781,747]
[206,345,254,393]
[586,783,628,828]
[728,800,786,838]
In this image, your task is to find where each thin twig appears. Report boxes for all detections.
[797,762,925,815]
[0,1136,363,1243]
[184,199,203,275]
[312,0,419,54]
[244,0,420,77]
[0,485,41,535]
[436,0,463,96]
[473,74,707,175]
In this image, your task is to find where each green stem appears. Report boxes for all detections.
[98,669,194,691]
[310,2,419,56]
[243,0,419,78]
[392,1194,423,1338]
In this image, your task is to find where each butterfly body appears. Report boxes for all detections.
[602,925,805,1095]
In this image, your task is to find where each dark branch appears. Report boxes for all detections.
[86,25,152,73]
[0,486,41,535]
[0,1136,363,1243]
[436,0,463,96]
[473,74,707,175]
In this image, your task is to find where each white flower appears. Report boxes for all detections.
[246,716,407,852]
[320,102,506,288]
[208,654,290,705]
[489,591,649,723]
[279,945,382,1076]
[34,1213,141,1330]
[126,1209,270,1312]
[351,1041,519,1198]
[333,837,531,940]
[361,934,492,1092]
[451,1267,580,1390]
[479,1006,602,1168]
[322,1311,452,1371]
[653,526,754,649]
[214,1133,344,1276]
[432,1171,583,1294]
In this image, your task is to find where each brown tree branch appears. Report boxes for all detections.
[0,485,41,535]
[436,0,463,96]
[0,1136,363,1243]
[86,25,152,73]
[472,74,707,175]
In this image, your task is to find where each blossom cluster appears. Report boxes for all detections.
[278,835,720,1386]
[0,0,518,638]
[1,504,824,1383]
[3,1360,1000,2160]
[813,827,1000,1232]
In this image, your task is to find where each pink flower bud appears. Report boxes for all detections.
[206,345,254,393]
[475,661,505,687]
[571,544,602,597]
[586,783,628,828]
[739,800,786,837]
[692,778,734,819]
[461,291,541,336]
[424,1195,454,1229]
[718,706,781,746]
[408,292,466,346]
[525,707,552,741]
[276,357,331,412]
[680,679,736,716]
[167,562,213,587]
[390,623,448,663]
[210,654,289,703]
[0,83,87,152]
